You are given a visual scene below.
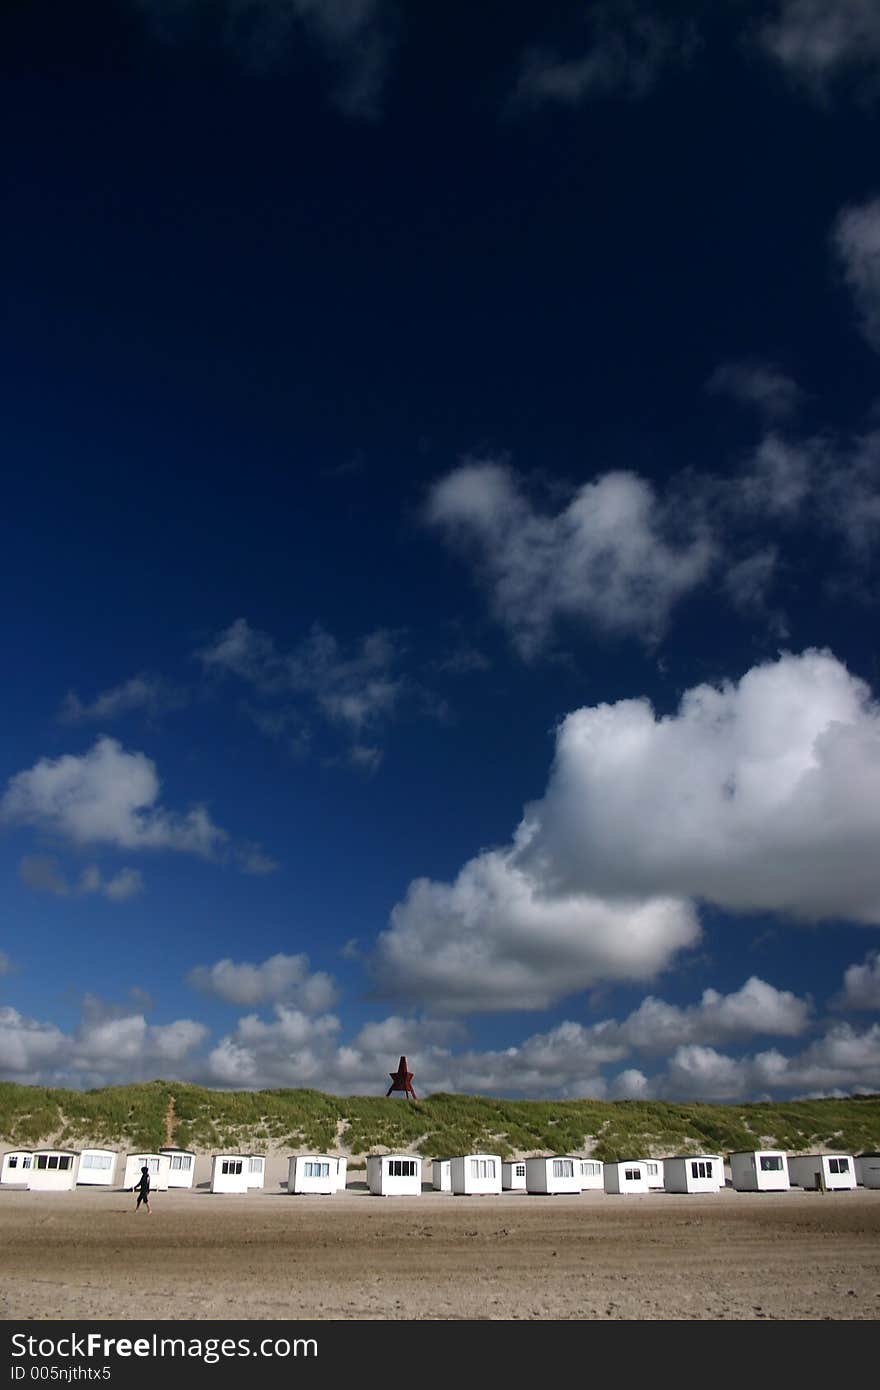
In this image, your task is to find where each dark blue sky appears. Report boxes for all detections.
[2,0,879,1099]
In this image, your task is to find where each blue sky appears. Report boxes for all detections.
[2,0,880,1101]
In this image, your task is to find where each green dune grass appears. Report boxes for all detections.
[1,1080,878,1162]
[1,1073,878,1162]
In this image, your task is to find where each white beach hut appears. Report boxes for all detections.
[501,1160,527,1191]
[663,1155,723,1194]
[525,1155,581,1195]
[641,1159,664,1190]
[160,1149,196,1189]
[855,1153,880,1188]
[432,1158,452,1192]
[604,1160,650,1195]
[366,1153,421,1196]
[288,1154,344,1195]
[28,1149,77,1191]
[730,1150,790,1192]
[122,1153,170,1192]
[76,1148,118,1186]
[244,1155,266,1189]
[450,1154,502,1196]
[788,1154,856,1191]
[210,1154,250,1193]
[1,1150,33,1185]
[572,1158,604,1191]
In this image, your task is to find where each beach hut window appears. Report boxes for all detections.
[624,1167,641,1182]
[760,1155,783,1172]
[8,1157,17,1169]
[515,1164,525,1177]
[81,1154,112,1170]
[583,1162,601,1176]
[645,1163,658,1176]
[552,1159,575,1179]
[221,1159,243,1176]
[22,1156,31,1168]
[828,1158,849,1174]
[58,1157,71,1170]
[248,1157,264,1174]
[304,1162,330,1178]
[690,1161,713,1179]
[388,1160,417,1177]
[170,1154,192,1171]
[470,1159,496,1179]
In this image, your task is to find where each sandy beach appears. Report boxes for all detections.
[2,1184,878,1321]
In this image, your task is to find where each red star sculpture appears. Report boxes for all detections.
[386,1055,417,1099]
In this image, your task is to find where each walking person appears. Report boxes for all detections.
[133,1163,152,1214]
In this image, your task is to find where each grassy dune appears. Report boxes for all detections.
[1,1080,878,1162]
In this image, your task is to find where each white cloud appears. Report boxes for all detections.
[517,648,880,923]
[376,849,699,1012]
[616,977,812,1052]
[0,1006,66,1079]
[611,1068,651,1099]
[18,855,144,902]
[837,951,880,1010]
[205,1006,344,1088]
[378,648,880,1014]
[513,5,696,107]
[833,196,880,352]
[759,0,880,92]
[1,737,227,858]
[706,361,801,420]
[60,674,186,724]
[188,953,338,1011]
[0,999,207,1086]
[425,460,714,657]
[609,1021,880,1100]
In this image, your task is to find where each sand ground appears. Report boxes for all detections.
[1,1185,879,1321]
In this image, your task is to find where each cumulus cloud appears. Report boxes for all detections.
[759,0,880,93]
[833,197,880,352]
[132,0,395,118]
[1,738,227,858]
[513,4,697,107]
[517,648,880,923]
[0,1000,207,1086]
[19,856,144,902]
[188,952,338,1011]
[836,951,880,1010]
[205,1005,344,1088]
[425,460,714,658]
[376,851,699,1012]
[614,977,812,1052]
[200,979,816,1098]
[377,649,880,1013]
[706,361,802,420]
[59,674,186,724]
[609,1021,880,1100]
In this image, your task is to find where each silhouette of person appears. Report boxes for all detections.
[134,1163,152,1214]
